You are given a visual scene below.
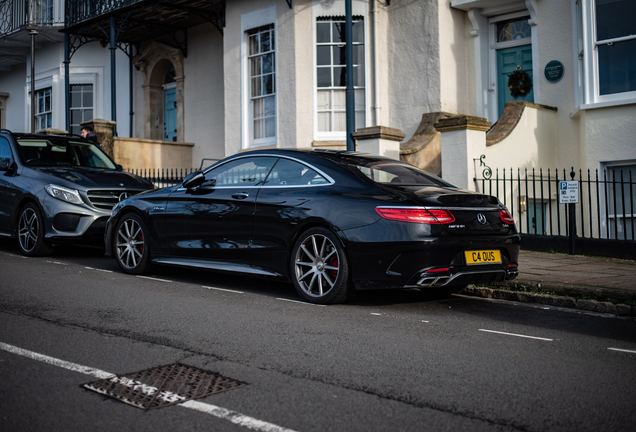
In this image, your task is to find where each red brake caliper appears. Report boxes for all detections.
[332,258,338,278]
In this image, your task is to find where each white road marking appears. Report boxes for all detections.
[0,342,298,432]
[479,329,553,341]
[370,313,382,316]
[276,298,325,307]
[608,347,636,354]
[46,261,67,265]
[203,286,244,294]
[0,342,115,380]
[182,400,298,432]
[136,276,172,282]
[85,267,113,273]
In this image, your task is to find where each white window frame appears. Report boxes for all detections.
[35,87,52,130]
[312,1,370,142]
[599,159,636,239]
[574,0,636,110]
[241,5,277,149]
[70,69,102,120]
[69,83,94,136]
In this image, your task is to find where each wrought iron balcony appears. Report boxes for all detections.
[64,0,226,45]
[1,0,65,70]
[1,0,64,38]
[65,0,141,28]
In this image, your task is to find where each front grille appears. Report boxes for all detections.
[86,190,144,210]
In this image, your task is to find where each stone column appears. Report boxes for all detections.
[81,119,116,157]
[352,126,405,160]
[435,115,491,190]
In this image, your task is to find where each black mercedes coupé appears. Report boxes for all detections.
[105,149,519,304]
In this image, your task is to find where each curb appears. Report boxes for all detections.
[461,285,636,317]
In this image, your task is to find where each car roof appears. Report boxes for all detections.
[1,129,86,142]
[226,148,399,166]
[9,132,85,141]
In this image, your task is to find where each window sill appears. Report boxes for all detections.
[571,97,636,118]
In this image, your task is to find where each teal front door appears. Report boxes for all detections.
[529,201,546,235]
[497,45,533,118]
[164,88,177,142]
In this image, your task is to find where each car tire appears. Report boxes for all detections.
[17,203,52,257]
[114,213,151,275]
[291,227,354,304]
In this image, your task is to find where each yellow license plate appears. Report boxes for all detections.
[465,250,501,265]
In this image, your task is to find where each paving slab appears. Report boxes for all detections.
[467,251,636,311]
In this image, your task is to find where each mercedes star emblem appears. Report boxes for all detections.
[477,213,488,225]
[118,192,131,202]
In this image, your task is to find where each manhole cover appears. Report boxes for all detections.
[83,363,246,410]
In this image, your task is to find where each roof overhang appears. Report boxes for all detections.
[451,0,527,16]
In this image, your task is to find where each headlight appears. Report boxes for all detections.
[44,184,84,205]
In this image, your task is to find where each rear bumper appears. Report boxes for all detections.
[406,266,518,288]
[346,233,521,290]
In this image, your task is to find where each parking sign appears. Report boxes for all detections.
[559,180,579,204]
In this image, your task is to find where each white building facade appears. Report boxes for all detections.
[1,0,633,180]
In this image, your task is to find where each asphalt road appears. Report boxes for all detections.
[1,239,635,432]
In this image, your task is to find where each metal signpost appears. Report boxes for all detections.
[559,178,579,254]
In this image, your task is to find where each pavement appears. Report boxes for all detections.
[462,250,636,317]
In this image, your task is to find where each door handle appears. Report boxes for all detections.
[232,192,249,199]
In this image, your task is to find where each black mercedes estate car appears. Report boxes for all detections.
[105,149,520,304]
[0,129,154,256]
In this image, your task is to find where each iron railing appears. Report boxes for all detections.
[475,167,635,241]
[0,0,64,36]
[127,165,636,242]
[127,167,197,189]
[65,0,140,27]
[0,0,26,35]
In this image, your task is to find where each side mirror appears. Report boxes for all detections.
[182,171,206,189]
[0,158,10,171]
[116,164,124,171]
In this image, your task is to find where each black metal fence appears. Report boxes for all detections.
[127,167,196,189]
[475,167,635,242]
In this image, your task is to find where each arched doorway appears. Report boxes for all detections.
[134,42,185,142]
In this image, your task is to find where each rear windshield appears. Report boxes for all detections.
[17,138,117,170]
[351,161,456,187]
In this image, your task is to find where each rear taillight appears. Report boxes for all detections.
[499,209,515,224]
[376,208,455,224]
[425,267,450,273]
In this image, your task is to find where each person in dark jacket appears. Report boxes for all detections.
[81,126,99,145]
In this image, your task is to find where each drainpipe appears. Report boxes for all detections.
[129,44,134,138]
[110,16,117,136]
[372,0,380,126]
[345,0,355,151]
[64,33,70,133]
[29,30,38,133]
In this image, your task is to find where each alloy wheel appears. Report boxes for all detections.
[116,218,145,270]
[18,207,39,253]
[294,233,341,298]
